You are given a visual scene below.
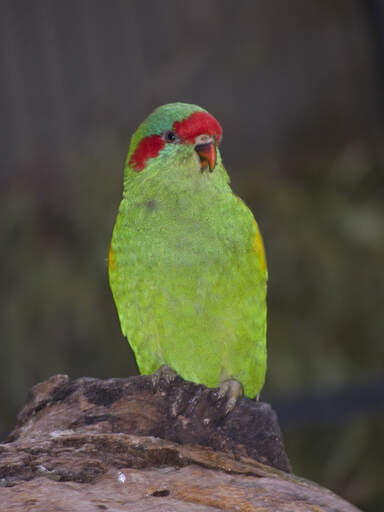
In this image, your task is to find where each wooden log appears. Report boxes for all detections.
[0,374,361,511]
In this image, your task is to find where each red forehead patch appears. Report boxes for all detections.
[129,134,165,172]
[173,111,222,143]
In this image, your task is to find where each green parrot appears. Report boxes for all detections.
[109,102,267,407]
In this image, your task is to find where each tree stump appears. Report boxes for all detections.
[0,374,361,511]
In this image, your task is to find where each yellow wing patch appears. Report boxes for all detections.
[252,220,267,275]
[108,245,116,272]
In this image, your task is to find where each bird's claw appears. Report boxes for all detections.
[217,378,243,415]
[151,364,178,390]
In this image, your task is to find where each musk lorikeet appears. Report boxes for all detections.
[109,103,267,406]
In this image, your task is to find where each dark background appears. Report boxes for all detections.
[1,1,383,510]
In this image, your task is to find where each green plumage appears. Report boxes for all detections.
[109,103,267,398]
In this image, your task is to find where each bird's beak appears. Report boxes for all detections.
[195,143,216,172]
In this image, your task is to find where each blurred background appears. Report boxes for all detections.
[1,1,383,509]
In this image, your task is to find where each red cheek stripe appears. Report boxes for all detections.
[129,134,165,172]
[173,111,222,144]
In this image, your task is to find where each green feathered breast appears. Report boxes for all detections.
[109,103,267,398]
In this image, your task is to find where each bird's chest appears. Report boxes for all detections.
[117,193,252,269]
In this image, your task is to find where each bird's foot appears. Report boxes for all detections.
[217,378,243,415]
[151,364,179,390]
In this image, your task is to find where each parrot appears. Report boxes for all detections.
[109,102,267,409]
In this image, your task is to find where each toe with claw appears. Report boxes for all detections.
[151,364,179,391]
[217,378,243,415]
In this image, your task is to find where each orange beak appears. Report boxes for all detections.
[195,143,216,172]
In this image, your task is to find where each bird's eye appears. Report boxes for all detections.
[163,131,177,143]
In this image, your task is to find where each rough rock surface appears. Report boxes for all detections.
[0,373,361,511]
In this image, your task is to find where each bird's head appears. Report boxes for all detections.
[124,103,225,190]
